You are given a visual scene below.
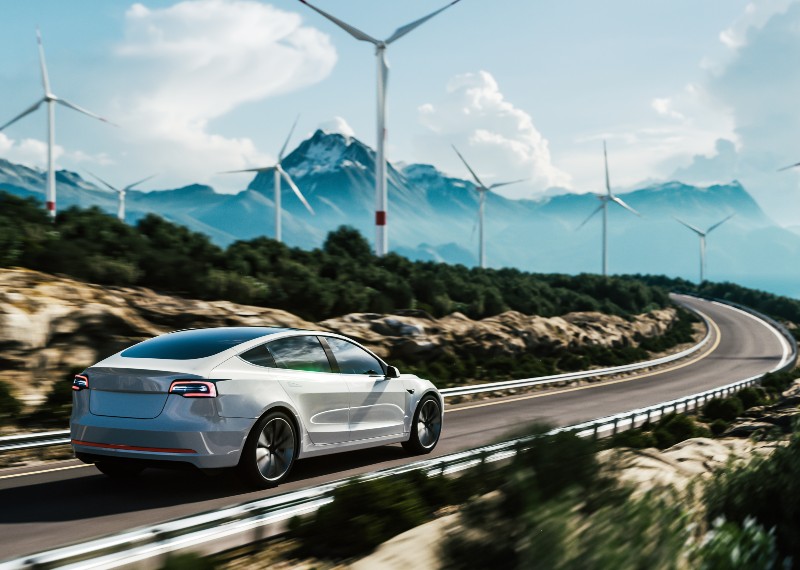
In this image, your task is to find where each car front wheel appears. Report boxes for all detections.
[238,411,298,489]
[402,395,442,454]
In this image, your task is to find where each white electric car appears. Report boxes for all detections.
[70,327,443,488]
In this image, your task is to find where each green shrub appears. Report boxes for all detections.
[693,517,782,570]
[710,419,729,437]
[705,432,800,562]
[760,370,799,396]
[0,382,22,423]
[289,473,435,559]
[609,413,708,451]
[608,427,657,449]
[703,397,744,423]
[737,387,766,410]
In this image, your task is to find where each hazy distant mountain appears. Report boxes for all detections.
[2,130,800,298]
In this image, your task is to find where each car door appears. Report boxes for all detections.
[323,336,408,441]
[241,335,350,445]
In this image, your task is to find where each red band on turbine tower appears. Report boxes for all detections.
[376,211,386,226]
[46,201,55,212]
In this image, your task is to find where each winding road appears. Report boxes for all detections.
[0,295,791,561]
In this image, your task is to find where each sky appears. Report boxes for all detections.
[2,0,800,225]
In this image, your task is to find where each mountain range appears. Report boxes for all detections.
[2,129,799,298]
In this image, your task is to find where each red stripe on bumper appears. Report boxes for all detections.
[72,440,196,454]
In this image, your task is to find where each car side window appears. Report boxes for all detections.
[265,336,332,373]
[239,345,277,368]
[325,337,385,375]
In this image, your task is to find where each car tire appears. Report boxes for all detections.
[402,395,442,455]
[95,461,144,479]
[238,410,298,489]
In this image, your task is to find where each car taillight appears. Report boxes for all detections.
[72,374,89,391]
[168,381,217,398]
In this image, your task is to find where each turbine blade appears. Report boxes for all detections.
[611,195,641,217]
[278,115,300,161]
[603,140,611,196]
[0,99,44,132]
[56,98,115,126]
[280,167,315,215]
[488,178,527,190]
[85,170,119,193]
[777,161,800,172]
[124,174,157,191]
[36,29,51,94]
[577,203,604,230]
[471,208,479,240]
[451,144,486,188]
[674,216,705,236]
[298,0,379,44]
[706,213,735,234]
[385,0,463,44]
[219,166,275,174]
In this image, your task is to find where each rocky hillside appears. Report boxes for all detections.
[0,268,679,405]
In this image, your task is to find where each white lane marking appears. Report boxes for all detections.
[710,301,793,370]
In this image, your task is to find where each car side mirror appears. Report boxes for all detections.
[386,365,400,379]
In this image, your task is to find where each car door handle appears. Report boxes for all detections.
[288,381,301,387]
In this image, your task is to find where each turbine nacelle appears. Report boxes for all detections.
[0,30,114,219]
[299,0,462,256]
[452,144,525,269]
[221,117,314,243]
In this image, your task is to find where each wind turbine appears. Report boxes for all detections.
[298,0,463,256]
[0,30,113,220]
[86,171,156,222]
[222,117,314,243]
[577,141,641,276]
[452,145,525,269]
[674,214,735,283]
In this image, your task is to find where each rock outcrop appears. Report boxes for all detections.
[0,268,679,405]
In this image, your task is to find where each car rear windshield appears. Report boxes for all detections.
[121,328,293,360]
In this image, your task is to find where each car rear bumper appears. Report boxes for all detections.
[70,413,255,469]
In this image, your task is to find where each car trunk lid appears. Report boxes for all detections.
[87,367,202,419]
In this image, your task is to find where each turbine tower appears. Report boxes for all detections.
[452,145,525,269]
[674,214,734,283]
[299,0,463,256]
[577,141,641,276]
[0,30,113,220]
[223,117,314,243]
[86,172,156,222]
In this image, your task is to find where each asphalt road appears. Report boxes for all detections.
[0,295,790,561]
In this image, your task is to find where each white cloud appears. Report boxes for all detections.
[415,70,571,199]
[667,2,800,225]
[107,0,336,187]
[651,97,685,121]
[719,0,796,49]
[0,134,56,167]
[318,116,355,138]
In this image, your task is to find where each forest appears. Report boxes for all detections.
[3,190,799,327]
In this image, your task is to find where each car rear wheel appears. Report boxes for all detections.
[95,460,144,479]
[402,395,442,455]
[238,411,298,489]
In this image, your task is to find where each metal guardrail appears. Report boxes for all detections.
[0,295,795,569]
[0,430,70,452]
[2,368,792,570]
[0,302,714,454]
[440,305,712,397]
